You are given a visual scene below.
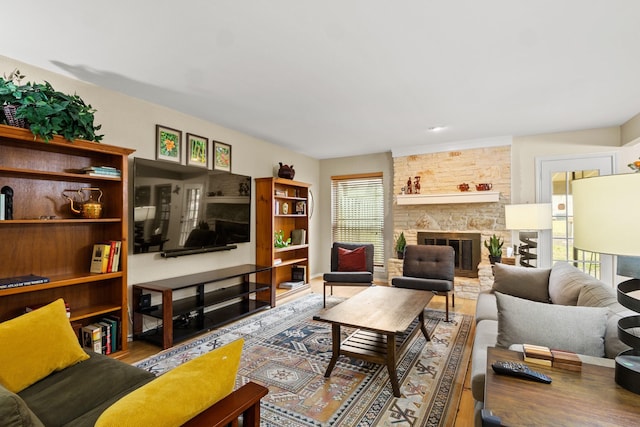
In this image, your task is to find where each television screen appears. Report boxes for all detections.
[132,158,251,254]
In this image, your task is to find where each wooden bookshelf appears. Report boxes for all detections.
[0,124,134,358]
[254,177,310,305]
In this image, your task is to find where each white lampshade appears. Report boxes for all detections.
[573,173,640,257]
[504,203,552,230]
[134,206,156,222]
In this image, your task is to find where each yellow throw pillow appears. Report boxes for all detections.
[96,338,244,427]
[0,298,89,393]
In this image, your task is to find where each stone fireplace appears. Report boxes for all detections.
[390,145,512,299]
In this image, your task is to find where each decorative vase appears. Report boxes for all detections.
[278,163,295,179]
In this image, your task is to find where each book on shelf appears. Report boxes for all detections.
[100,317,119,352]
[103,314,122,351]
[26,301,70,318]
[291,229,306,245]
[98,321,112,355]
[81,324,102,353]
[0,193,4,220]
[0,274,50,290]
[82,166,121,177]
[291,265,306,282]
[90,241,121,273]
[523,344,553,366]
[273,258,282,265]
[279,280,305,289]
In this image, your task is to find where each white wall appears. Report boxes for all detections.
[0,55,322,284]
[318,152,393,278]
[511,126,640,203]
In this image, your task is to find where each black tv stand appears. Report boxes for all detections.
[132,264,272,349]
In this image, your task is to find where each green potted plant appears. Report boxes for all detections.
[274,230,291,248]
[395,231,407,259]
[0,70,103,142]
[484,234,503,264]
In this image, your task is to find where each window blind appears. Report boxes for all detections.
[331,173,384,266]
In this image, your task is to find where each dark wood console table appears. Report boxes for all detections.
[485,347,640,426]
[132,264,272,349]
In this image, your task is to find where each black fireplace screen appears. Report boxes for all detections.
[417,232,481,278]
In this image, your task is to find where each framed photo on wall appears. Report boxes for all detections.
[213,141,232,172]
[186,133,209,168]
[156,125,182,163]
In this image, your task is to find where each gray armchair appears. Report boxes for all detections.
[322,242,374,307]
[391,245,455,321]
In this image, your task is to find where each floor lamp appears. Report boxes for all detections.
[573,173,640,395]
[504,203,552,268]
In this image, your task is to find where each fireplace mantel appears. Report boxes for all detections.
[396,191,500,205]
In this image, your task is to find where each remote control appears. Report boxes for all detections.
[491,361,552,384]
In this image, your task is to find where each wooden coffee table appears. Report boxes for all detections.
[316,286,433,397]
[485,347,640,426]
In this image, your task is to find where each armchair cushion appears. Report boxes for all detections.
[95,338,244,427]
[392,276,453,292]
[0,299,89,393]
[323,271,373,283]
[337,246,367,272]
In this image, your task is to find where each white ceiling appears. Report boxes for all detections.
[4,1,640,159]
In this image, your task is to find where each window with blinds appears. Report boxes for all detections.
[331,173,384,266]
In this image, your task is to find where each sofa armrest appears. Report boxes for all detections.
[182,382,268,427]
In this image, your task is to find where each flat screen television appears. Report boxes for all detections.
[132,158,251,255]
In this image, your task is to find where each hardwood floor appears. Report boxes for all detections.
[121,277,477,427]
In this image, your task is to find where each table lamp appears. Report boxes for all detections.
[504,203,552,267]
[573,173,640,394]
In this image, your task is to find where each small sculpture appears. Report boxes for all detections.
[406,177,413,194]
[414,176,421,194]
[278,163,295,179]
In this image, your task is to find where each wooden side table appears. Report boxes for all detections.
[484,347,640,426]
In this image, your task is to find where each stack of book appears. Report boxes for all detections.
[26,301,70,318]
[279,280,305,289]
[551,349,582,372]
[523,344,553,366]
[82,166,121,178]
[90,241,122,273]
[80,316,121,355]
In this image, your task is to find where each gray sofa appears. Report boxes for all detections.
[471,262,634,425]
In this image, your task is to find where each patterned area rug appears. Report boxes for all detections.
[134,292,473,427]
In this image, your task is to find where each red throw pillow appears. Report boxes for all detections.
[337,246,367,272]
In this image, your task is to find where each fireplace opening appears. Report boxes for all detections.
[417,232,481,278]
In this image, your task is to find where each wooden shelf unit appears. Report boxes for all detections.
[255,177,311,304]
[131,264,272,349]
[0,124,134,357]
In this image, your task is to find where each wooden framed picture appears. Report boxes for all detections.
[213,141,232,172]
[186,133,209,168]
[156,125,182,163]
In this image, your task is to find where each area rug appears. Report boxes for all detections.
[134,292,473,427]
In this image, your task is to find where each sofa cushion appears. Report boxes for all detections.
[95,338,244,427]
[337,246,367,271]
[496,292,608,357]
[576,282,618,309]
[19,352,154,427]
[475,291,498,324]
[548,262,605,306]
[0,384,44,427]
[0,299,89,393]
[492,263,551,303]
